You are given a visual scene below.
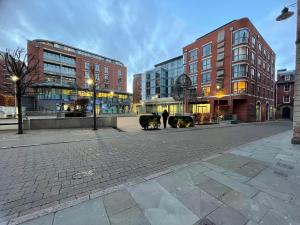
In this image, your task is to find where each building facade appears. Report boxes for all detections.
[276,69,295,120]
[141,56,183,114]
[0,53,15,107]
[27,39,131,114]
[133,73,142,104]
[183,17,275,122]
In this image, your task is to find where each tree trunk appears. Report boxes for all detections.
[17,93,23,134]
[93,85,97,130]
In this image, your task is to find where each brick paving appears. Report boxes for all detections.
[0,121,292,222]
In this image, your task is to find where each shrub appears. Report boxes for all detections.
[139,114,161,130]
[168,115,194,128]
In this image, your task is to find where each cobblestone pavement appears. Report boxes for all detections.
[0,121,292,223]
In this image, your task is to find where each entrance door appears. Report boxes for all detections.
[282,107,291,119]
[266,103,269,120]
[256,102,261,121]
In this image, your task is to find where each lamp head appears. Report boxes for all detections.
[276,7,294,21]
[11,75,19,82]
[87,79,93,85]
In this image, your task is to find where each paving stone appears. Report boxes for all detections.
[108,206,150,225]
[204,171,258,198]
[245,220,258,225]
[128,181,199,225]
[197,178,232,200]
[53,198,109,225]
[207,204,247,225]
[252,192,300,222]
[20,214,54,225]
[174,187,222,219]
[221,191,267,223]
[103,190,137,217]
[259,209,299,225]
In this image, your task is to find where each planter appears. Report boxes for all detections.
[168,115,194,128]
[139,114,161,130]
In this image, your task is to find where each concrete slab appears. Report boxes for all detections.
[204,171,258,198]
[252,192,300,223]
[221,191,267,223]
[20,214,54,225]
[109,206,150,225]
[197,178,232,200]
[128,181,199,225]
[174,187,222,219]
[103,190,137,217]
[259,209,299,225]
[53,198,110,225]
[207,204,247,225]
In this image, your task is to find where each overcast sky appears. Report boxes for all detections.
[0,0,296,92]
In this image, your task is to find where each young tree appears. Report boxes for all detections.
[0,48,39,134]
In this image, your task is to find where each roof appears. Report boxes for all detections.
[31,39,124,66]
[195,20,236,41]
[154,55,183,67]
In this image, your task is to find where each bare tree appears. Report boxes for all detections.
[0,48,39,134]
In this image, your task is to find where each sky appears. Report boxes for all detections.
[0,0,297,93]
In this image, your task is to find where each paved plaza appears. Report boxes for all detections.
[0,120,293,224]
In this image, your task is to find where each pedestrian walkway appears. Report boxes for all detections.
[3,130,300,225]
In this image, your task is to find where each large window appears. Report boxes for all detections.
[232,64,248,78]
[44,63,60,74]
[202,72,211,83]
[233,47,248,61]
[251,52,256,64]
[233,29,249,45]
[233,81,247,94]
[251,68,255,79]
[190,75,197,86]
[189,49,198,61]
[202,86,211,96]
[189,62,197,74]
[202,58,211,70]
[202,43,212,57]
[251,36,256,48]
[285,75,290,81]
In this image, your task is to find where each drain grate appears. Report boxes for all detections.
[198,218,215,225]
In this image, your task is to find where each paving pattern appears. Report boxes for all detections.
[0,121,292,223]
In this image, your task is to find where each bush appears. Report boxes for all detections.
[168,115,194,128]
[139,114,161,130]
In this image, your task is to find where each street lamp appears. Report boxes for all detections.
[216,84,221,123]
[11,75,19,118]
[276,2,300,144]
[86,78,97,130]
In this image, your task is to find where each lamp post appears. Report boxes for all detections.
[87,78,97,130]
[11,75,18,118]
[276,1,300,144]
[216,84,221,123]
[110,91,114,115]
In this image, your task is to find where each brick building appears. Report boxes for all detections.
[276,69,295,120]
[27,40,131,114]
[183,17,275,122]
[132,73,142,104]
[0,52,15,107]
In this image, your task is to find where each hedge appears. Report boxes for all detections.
[168,115,194,128]
[139,114,161,130]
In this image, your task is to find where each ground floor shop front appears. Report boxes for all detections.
[141,95,274,122]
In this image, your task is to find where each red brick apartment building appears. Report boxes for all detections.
[183,18,275,122]
[132,73,142,104]
[276,69,295,120]
[0,53,15,107]
[27,40,131,113]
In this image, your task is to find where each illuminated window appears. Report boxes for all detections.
[202,86,211,96]
[192,104,210,113]
[233,81,247,94]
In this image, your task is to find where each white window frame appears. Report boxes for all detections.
[202,43,212,57]
[285,75,290,81]
[189,49,198,61]
[283,95,290,103]
[202,58,211,70]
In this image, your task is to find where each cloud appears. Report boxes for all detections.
[0,0,188,92]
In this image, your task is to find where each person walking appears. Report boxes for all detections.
[162,109,169,129]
